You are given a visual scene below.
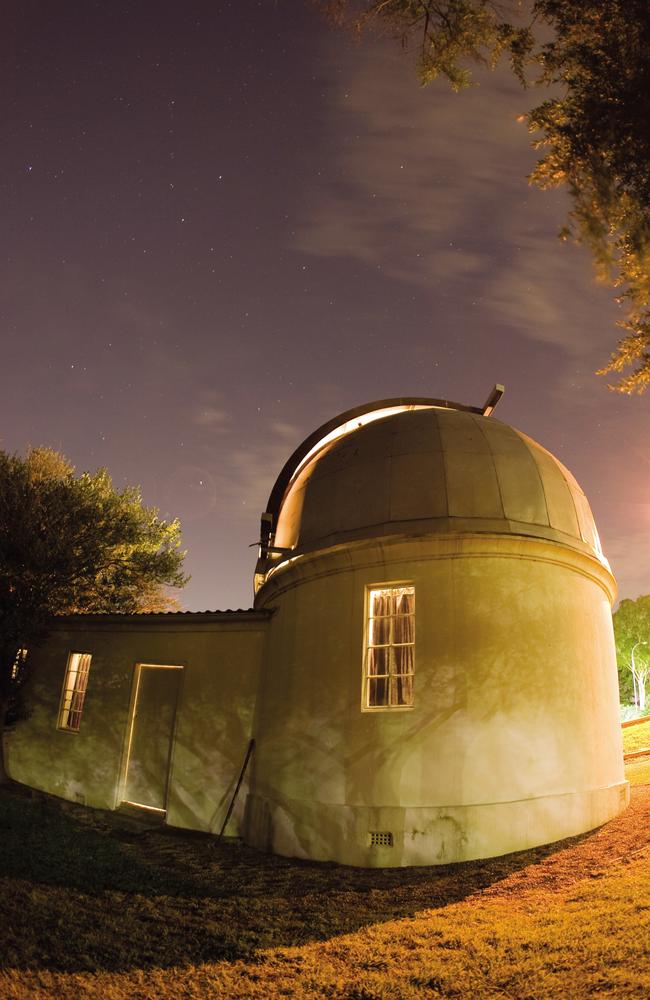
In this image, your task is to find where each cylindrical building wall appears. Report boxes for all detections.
[246,533,627,867]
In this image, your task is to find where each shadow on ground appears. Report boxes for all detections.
[1,779,648,974]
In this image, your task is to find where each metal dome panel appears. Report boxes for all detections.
[265,405,606,572]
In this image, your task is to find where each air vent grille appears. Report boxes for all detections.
[369,831,393,847]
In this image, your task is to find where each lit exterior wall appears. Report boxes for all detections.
[247,534,626,866]
[6,612,269,836]
[247,406,627,867]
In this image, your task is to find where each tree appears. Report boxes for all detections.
[0,447,188,781]
[612,596,650,712]
[320,2,650,392]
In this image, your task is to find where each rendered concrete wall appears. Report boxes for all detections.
[6,613,268,835]
[247,533,627,867]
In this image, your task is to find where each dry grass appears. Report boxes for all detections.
[622,718,650,754]
[1,761,649,999]
[624,756,650,785]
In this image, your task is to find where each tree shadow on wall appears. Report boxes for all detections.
[2,781,645,975]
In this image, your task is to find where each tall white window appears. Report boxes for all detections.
[364,585,415,709]
[58,652,92,731]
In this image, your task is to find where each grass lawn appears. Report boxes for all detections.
[1,761,649,999]
[622,717,650,754]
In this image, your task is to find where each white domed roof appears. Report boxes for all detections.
[265,404,605,566]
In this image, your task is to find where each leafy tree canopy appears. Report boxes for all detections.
[0,448,187,763]
[321,1,650,392]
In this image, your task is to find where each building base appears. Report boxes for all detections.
[245,781,630,868]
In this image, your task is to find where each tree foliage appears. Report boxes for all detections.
[320,1,650,392]
[0,447,187,771]
[612,596,650,710]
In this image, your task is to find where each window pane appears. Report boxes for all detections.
[393,644,414,675]
[76,657,91,692]
[367,646,389,677]
[391,673,413,706]
[393,614,414,644]
[370,592,394,617]
[368,676,389,706]
[369,615,391,645]
[396,591,414,615]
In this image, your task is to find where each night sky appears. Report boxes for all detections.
[2,0,648,610]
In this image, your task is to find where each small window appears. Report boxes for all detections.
[11,648,28,682]
[58,652,92,732]
[363,585,415,709]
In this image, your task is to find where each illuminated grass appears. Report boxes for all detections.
[625,757,650,786]
[622,718,650,754]
[1,767,648,999]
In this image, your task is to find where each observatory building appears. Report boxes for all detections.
[6,390,628,867]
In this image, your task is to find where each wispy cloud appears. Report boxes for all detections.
[162,416,303,528]
[296,44,527,272]
[295,40,619,357]
[221,420,302,520]
[192,390,231,433]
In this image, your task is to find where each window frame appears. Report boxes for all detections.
[57,651,93,733]
[11,648,28,682]
[362,582,415,712]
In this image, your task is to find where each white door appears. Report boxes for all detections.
[123,664,183,813]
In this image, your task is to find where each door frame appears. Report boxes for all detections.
[118,662,185,815]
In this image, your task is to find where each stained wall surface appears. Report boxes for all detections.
[6,613,268,835]
[249,534,626,866]
[249,405,625,867]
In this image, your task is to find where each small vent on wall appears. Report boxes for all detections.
[369,831,393,847]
